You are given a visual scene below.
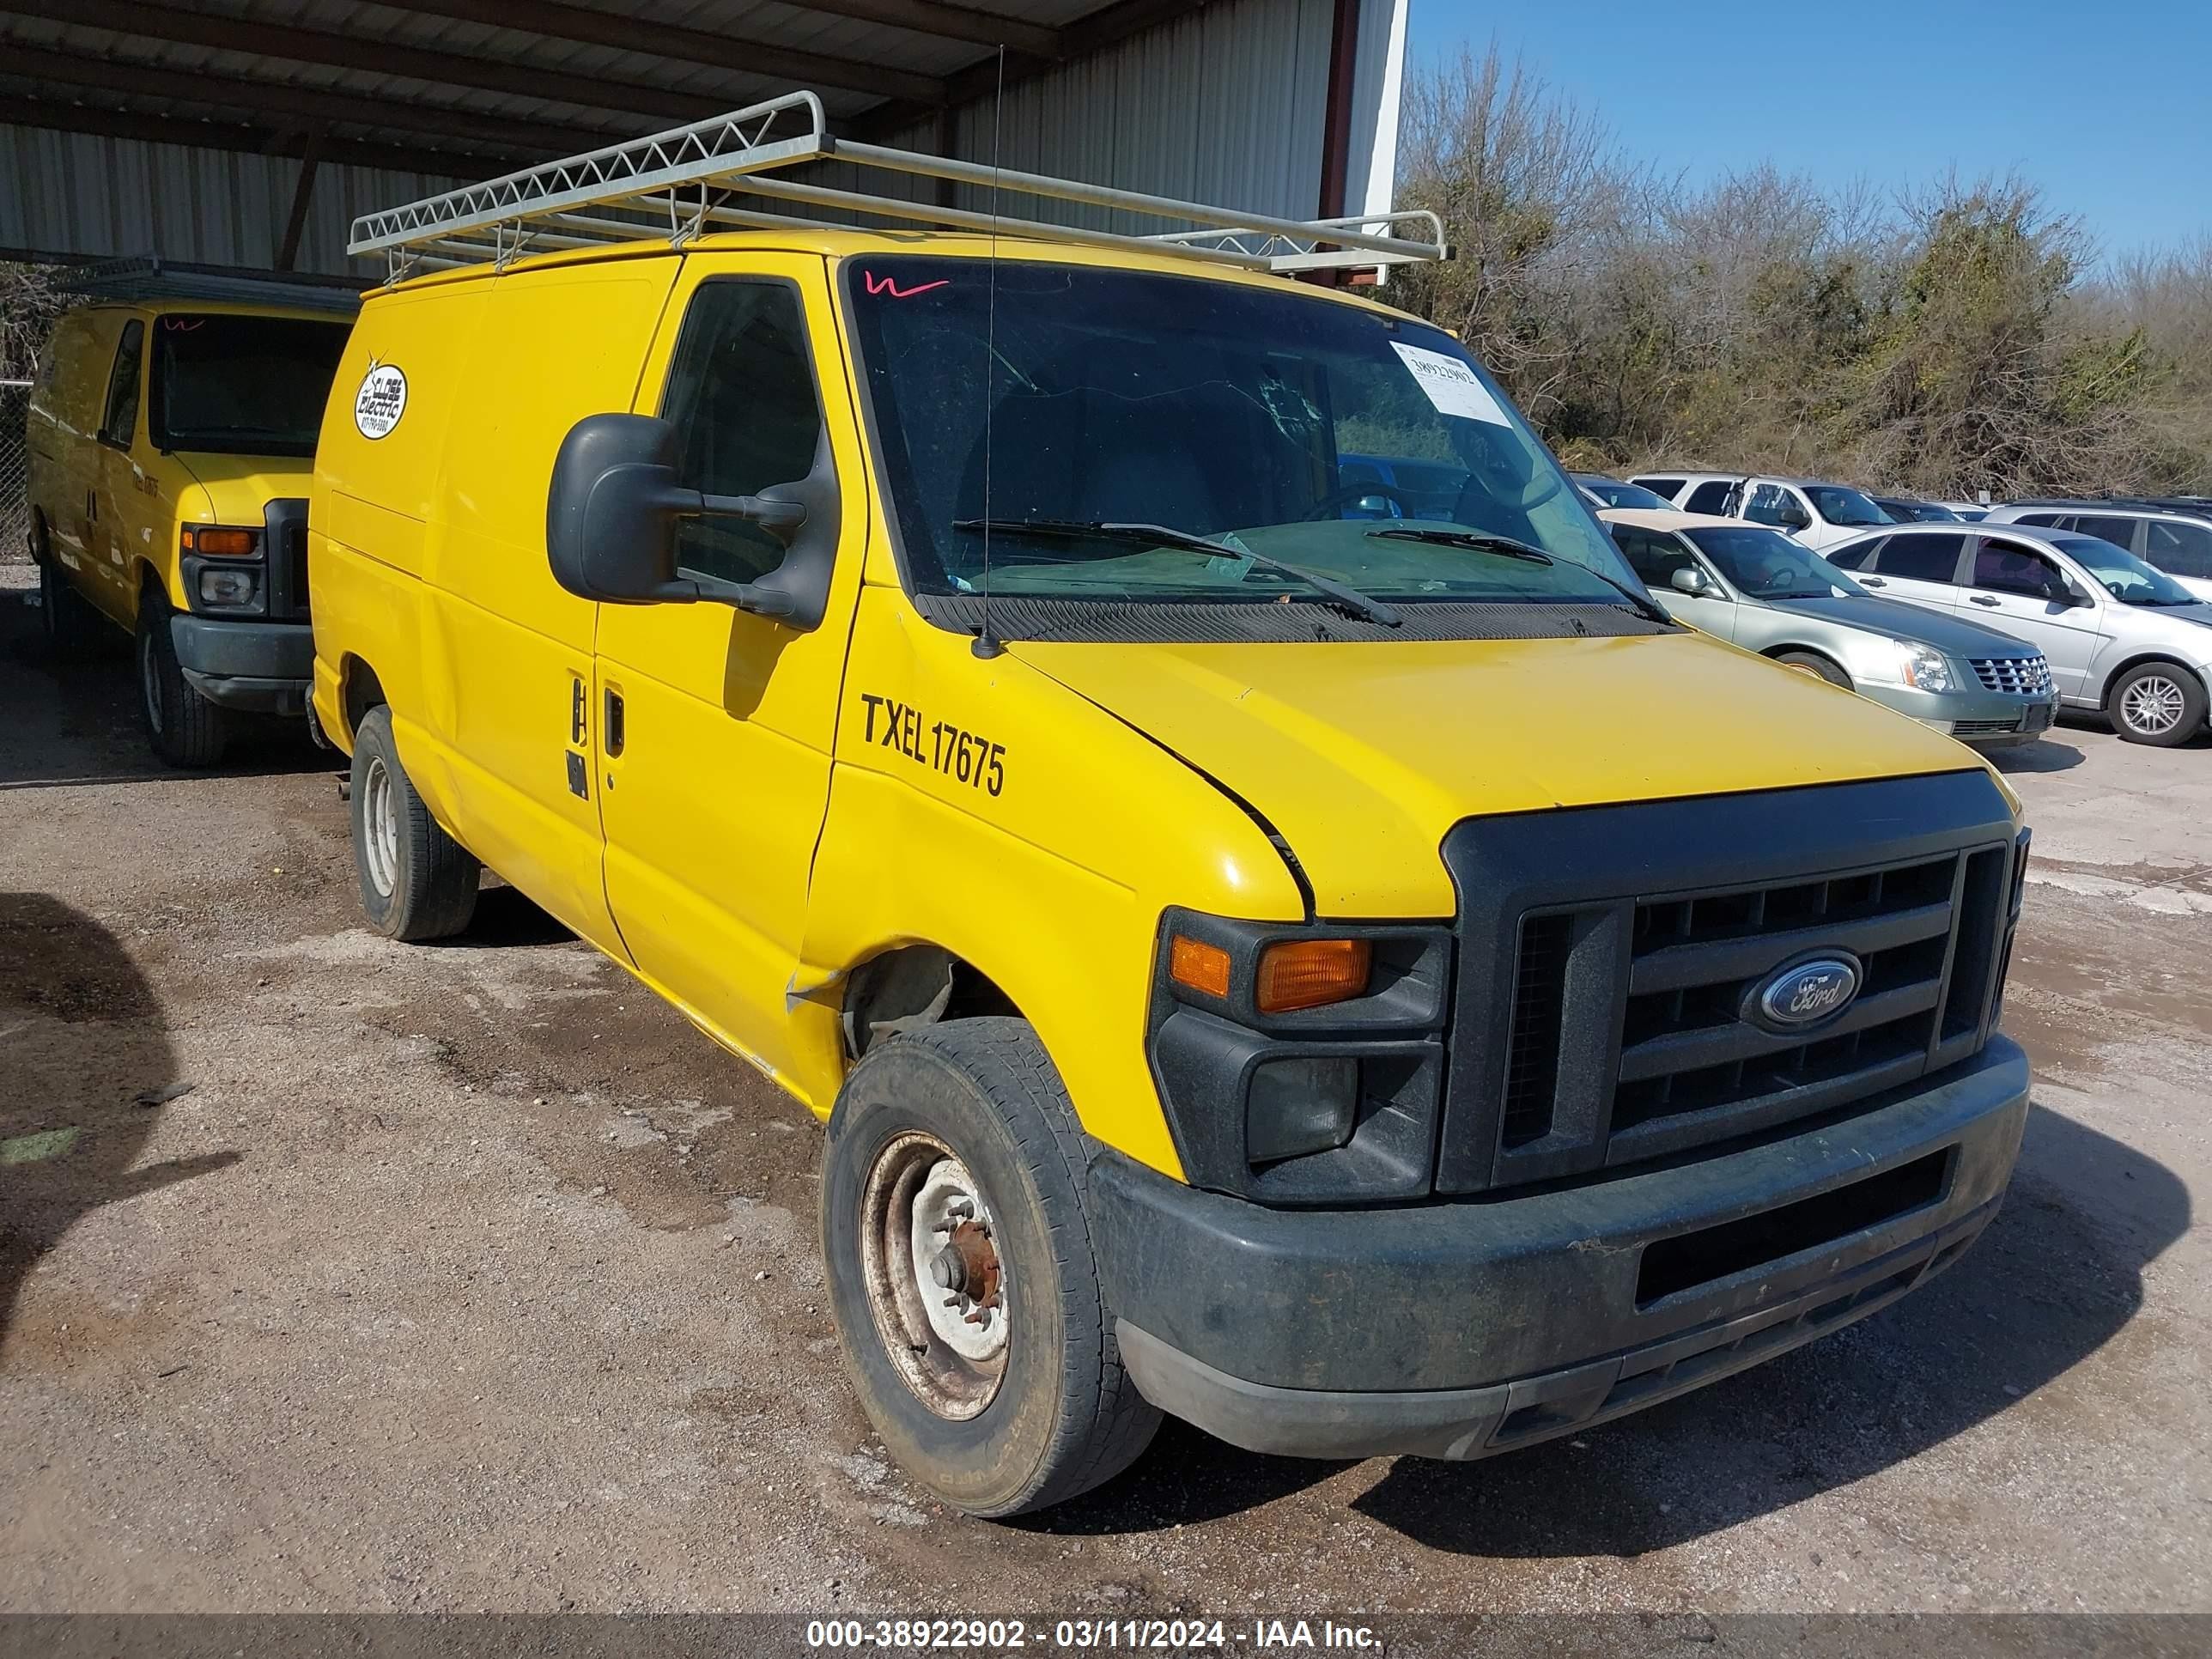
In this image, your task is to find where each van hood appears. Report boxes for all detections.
[170,450,316,522]
[1766,594,2040,658]
[1014,629,1986,918]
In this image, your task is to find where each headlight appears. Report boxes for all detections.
[1899,643,1954,692]
[197,565,262,609]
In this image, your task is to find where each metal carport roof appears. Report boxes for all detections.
[0,0,1407,276]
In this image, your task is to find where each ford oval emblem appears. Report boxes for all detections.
[1747,955,1861,1032]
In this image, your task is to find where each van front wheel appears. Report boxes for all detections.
[135,593,228,767]
[349,705,480,940]
[822,1018,1160,1516]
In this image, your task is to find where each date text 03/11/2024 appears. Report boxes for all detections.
[858,692,1007,797]
[802,1618,1381,1650]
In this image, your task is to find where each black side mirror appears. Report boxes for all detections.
[544,413,841,629]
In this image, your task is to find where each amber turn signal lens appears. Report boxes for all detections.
[185,526,257,556]
[1255,939,1371,1013]
[1169,934,1232,999]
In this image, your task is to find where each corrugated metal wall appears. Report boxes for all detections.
[0,0,1401,276]
[0,125,462,275]
[945,0,1341,233]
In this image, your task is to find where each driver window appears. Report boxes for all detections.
[100,319,145,447]
[1972,538,2071,600]
[659,279,824,586]
[1610,526,1700,589]
[1741,483,1794,526]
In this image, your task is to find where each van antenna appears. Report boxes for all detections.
[971,44,1007,661]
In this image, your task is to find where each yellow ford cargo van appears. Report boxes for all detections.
[314,154,2031,1516]
[27,290,354,764]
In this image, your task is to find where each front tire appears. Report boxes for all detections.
[822,1018,1160,1517]
[1775,649,1851,689]
[135,592,228,768]
[349,704,480,940]
[2106,662,2205,746]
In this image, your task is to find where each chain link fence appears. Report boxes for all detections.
[2,378,32,563]
[3,262,71,566]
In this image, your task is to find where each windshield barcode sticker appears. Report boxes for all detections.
[1390,343,1510,427]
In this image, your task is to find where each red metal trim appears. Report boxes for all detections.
[1318,0,1362,219]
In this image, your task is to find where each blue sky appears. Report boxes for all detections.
[1408,0,2212,262]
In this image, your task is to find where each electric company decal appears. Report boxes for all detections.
[1389,341,1510,427]
[353,360,408,440]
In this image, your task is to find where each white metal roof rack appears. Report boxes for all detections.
[349,90,1447,283]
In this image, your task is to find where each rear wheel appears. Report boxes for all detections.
[348,704,480,940]
[135,592,228,768]
[2107,662,2206,746]
[35,535,104,659]
[822,1018,1160,1516]
[1776,650,1851,689]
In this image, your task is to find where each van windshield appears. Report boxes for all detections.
[842,258,1644,614]
[150,313,351,458]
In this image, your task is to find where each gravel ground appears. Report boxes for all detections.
[2,571,2206,1619]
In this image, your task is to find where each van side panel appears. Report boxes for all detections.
[423,262,678,952]
[23,311,93,550]
[313,279,490,818]
[314,260,678,956]
[29,311,123,586]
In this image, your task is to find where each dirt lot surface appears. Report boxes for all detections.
[2,570,2206,1619]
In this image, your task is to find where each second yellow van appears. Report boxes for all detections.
[27,288,354,764]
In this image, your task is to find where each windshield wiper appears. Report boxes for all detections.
[1367,526,1674,626]
[952,517,1402,627]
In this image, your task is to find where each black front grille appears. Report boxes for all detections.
[264,497,311,622]
[1611,854,1958,1144]
[1501,913,1572,1148]
[1436,774,2025,1194]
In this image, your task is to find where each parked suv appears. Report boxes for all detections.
[312,121,2033,1517]
[26,290,354,764]
[1603,510,2055,746]
[1628,471,1741,516]
[1982,501,2212,602]
[1729,476,1896,551]
[1825,521,2212,744]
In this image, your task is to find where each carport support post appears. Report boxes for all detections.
[275,129,326,272]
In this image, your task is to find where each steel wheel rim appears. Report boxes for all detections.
[858,1130,1008,1419]
[362,756,401,897]
[137,629,164,736]
[2123,676,2185,735]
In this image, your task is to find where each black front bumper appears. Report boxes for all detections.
[1094,1035,2028,1462]
[170,615,314,714]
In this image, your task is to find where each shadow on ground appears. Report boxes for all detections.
[0,893,240,1354]
[1987,737,2085,775]
[1031,1102,2184,1553]
[0,590,326,790]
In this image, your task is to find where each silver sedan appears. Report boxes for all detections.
[1602,509,2057,748]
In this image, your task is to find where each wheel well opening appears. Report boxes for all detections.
[842,945,1020,1061]
[342,658,388,742]
[2102,654,2203,703]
